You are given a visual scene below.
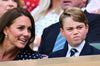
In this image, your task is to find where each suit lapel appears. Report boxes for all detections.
[62,41,68,56]
[80,41,92,56]
[55,41,68,57]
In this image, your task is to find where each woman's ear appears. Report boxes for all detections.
[3,27,8,36]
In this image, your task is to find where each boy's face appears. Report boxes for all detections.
[60,17,88,47]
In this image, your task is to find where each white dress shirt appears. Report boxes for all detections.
[66,40,85,57]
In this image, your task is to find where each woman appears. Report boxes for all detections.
[0,7,43,61]
[31,0,63,50]
[0,0,23,17]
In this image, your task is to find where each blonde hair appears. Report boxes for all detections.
[33,0,63,22]
[17,0,24,8]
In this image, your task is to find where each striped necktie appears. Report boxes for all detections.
[70,48,78,57]
[52,32,66,52]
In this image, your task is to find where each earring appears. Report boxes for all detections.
[5,35,8,38]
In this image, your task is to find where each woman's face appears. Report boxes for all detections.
[4,16,32,49]
[0,0,17,17]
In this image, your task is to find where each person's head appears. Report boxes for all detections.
[39,0,50,10]
[60,7,88,47]
[39,0,60,10]
[33,0,62,22]
[60,0,88,10]
[0,0,24,17]
[0,7,35,49]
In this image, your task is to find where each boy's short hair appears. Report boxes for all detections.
[59,7,88,28]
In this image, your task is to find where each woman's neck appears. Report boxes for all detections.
[0,43,20,61]
[52,0,60,9]
[47,0,60,13]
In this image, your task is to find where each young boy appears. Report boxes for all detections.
[49,7,100,58]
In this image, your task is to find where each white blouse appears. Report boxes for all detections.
[35,10,61,37]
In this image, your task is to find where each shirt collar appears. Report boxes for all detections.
[81,7,86,12]
[68,40,85,53]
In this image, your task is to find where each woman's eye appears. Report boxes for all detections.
[13,0,17,2]
[2,0,17,2]
[17,27,24,30]
[28,27,32,32]
[2,0,8,1]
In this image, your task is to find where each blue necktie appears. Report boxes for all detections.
[70,48,78,57]
[52,32,66,52]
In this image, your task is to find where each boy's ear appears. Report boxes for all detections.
[86,25,89,34]
[60,28,65,37]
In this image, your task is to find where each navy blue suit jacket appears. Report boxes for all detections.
[38,22,60,55]
[49,41,100,58]
[38,11,100,55]
[84,11,100,42]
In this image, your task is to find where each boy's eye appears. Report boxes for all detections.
[67,28,73,31]
[77,26,83,30]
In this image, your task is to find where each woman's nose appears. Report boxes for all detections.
[8,0,15,7]
[23,30,31,37]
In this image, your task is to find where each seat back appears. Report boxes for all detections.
[90,43,100,50]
